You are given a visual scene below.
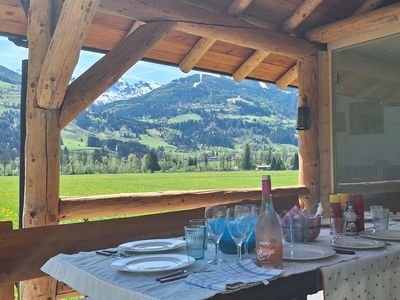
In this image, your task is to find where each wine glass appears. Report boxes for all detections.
[243,205,259,258]
[226,205,251,261]
[205,205,227,265]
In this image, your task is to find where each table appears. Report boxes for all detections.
[41,222,400,300]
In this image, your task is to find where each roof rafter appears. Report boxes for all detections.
[353,0,385,16]
[99,0,318,60]
[179,0,254,74]
[276,64,298,90]
[58,22,176,128]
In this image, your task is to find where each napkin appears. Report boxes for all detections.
[185,259,283,293]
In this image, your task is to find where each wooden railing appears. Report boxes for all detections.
[1,186,307,299]
[59,186,308,220]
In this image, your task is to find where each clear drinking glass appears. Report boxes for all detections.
[185,225,206,259]
[330,216,346,241]
[372,208,389,230]
[205,205,227,265]
[243,205,259,258]
[226,205,251,261]
[290,215,309,243]
[189,219,208,249]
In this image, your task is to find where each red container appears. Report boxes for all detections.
[352,194,365,231]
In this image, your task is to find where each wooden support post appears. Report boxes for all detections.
[297,55,320,207]
[21,0,60,299]
[0,222,13,300]
[317,51,331,214]
[36,0,100,109]
[58,22,176,128]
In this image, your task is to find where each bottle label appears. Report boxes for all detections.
[256,240,281,261]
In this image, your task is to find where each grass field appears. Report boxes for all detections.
[0,170,298,226]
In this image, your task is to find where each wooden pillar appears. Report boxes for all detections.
[317,51,332,214]
[0,222,13,300]
[21,0,60,299]
[298,55,320,209]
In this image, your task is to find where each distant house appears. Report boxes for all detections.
[255,165,270,171]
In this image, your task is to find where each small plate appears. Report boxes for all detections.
[112,254,195,273]
[331,238,385,250]
[359,230,400,241]
[283,244,336,261]
[119,239,185,253]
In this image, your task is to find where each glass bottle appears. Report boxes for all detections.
[256,175,283,268]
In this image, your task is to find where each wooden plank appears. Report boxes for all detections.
[297,55,320,206]
[281,0,325,33]
[275,63,298,90]
[36,0,100,109]
[353,0,384,16]
[99,0,318,59]
[22,0,59,298]
[58,22,175,128]
[232,50,270,82]
[306,2,400,43]
[317,51,331,216]
[339,180,400,195]
[0,222,13,300]
[179,37,217,73]
[225,0,253,17]
[60,186,307,221]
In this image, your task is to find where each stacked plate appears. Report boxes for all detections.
[359,230,400,241]
[331,237,385,250]
[119,238,185,253]
[283,244,336,261]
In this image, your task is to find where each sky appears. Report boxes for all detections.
[0,37,201,84]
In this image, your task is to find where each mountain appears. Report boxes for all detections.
[75,74,298,153]
[95,79,160,105]
[0,65,20,85]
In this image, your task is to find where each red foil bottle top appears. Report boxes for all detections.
[262,175,271,195]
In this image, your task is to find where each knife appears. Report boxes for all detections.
[156,269,187,282]
[333,248,355,255]
[159,272,189,283]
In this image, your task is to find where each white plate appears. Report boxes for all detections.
[331,237,385,250]
[359,230,400,241]
[390,213,400,222]
[112,254,195,273]
[364,212,372,221]
[283,244,336,261]
[119,239,185,253]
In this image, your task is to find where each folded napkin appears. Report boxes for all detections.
[185,259,283,293]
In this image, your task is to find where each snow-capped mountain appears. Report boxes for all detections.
[95,79,161,105]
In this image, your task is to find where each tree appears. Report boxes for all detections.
[143,149,160,173]
[241,144,252,170]
[292,153,299,170]
[0,151,11,175]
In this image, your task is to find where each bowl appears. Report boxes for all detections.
[219,226,255,254]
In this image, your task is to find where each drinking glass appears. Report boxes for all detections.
[243,205,259,258]
[205,205,227,265]
[372,208,389,230]
[290,215,309,243]
[189,219,208,249]
[185,225,206,259]
[330,216,345,241]
[226,205,251,261]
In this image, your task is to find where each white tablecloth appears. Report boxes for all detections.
[321,222,400,300]
[41,223,400,300]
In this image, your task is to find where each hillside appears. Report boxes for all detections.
[0,67,299,164]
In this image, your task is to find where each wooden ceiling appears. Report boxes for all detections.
[0,0,397,87]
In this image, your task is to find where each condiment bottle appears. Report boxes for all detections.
[344,200,358,235]
[352,194,365,231]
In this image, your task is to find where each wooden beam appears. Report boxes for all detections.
[232,50,270,82]
[276,63,298,90]
[0,222,13,300]
[179,0,253,73]
[35,0,99,109]
[59,186,306,220]
[99,0,318,59]
[126,20,145,36]
[281,0,324,34]
[22,0,60,298]
[298,55,320,205]
[306,2,400,43]
[58,22,175,128]
[353,0,384,16]
[225,0,253,17]
[179,0,276,30]
[179,37,216,73]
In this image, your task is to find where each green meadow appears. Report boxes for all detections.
[0,170,298,226]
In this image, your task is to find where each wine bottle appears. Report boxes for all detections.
[256,175,283,268]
